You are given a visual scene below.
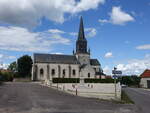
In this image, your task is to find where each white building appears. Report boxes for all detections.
[140,69,150,88]
[31,17,104,81]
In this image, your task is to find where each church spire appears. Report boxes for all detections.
[77,16,86,41]
[76,16,88,54]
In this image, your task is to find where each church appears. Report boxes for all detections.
[31,17,104,81]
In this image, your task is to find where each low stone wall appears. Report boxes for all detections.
[45,81,121,100]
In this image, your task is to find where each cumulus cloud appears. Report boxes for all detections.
[85,28,97,38]
[0,26,70,52]
[136,44,150,50]
[48,29,65,34]
[0,63,9,69]
[116,55,150,75]
[0,54,16,61]
[0,0,105,27]
[104,52,113,58]
[110,6,134,25]
[99,6,134,25]
[69,27,97,38]
[103,66,111,75]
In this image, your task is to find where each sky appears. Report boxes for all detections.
[0,0,150,75]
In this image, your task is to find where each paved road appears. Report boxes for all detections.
[124,88,150,113]
[0,82,138,113]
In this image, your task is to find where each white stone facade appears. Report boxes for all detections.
[140,78,150,88]
[32,63,80,81]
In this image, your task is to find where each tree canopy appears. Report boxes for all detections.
[17,55,33,77]
[8,61,17,72]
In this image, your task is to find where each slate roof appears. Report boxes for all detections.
[34,53,79,64]
[140,69,150,78]
[90,59,100,66]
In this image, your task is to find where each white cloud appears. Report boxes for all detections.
[51,52,63,55]
[136,44,150,50]
[0,0,105,27]
[69,32,78,36]
[85,28,97,38]
[0,63,9,69]
[110,6,134,25]
[116,55,150,75]
[98,19,109,23]
[98,6,134,25]
[48,29,65,34]
[0,26,70,52]
[0,54,16,61]
[104,52,113,58]
[103,66,111,75]
[69,27,97,38]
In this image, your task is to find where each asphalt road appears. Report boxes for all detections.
[124,88,150,113]
[0,82,138,113]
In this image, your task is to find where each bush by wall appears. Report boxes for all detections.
[52,78,79,83]
[84,78,114,83]
[52,78,115,83]
[0,72,14,82]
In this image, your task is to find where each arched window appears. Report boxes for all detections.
[51,69,55,76]
[72,69,76,76]
[63,69,65,78]
[40,68,44,76]
[88,73,90,78]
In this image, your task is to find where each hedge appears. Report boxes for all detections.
[52,78,79,83]
[84,78,114,83]
[0,72,14,82]
[52,78,115,83]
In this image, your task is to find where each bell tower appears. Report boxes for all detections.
[75,16,90,65]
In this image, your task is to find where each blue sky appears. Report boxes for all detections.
[0,0,150,75]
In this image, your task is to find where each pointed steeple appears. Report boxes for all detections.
[76,16,88,54]
[77,16,86,41]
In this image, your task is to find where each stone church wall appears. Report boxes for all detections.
[33,63,80,81]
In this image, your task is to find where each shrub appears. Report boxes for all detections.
[0,72,14,82]
[52,78,79,83]
[52,78,115,83]
[84,78,114,83]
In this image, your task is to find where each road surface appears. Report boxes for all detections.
[124,88,150,113]
[0,82,138,113]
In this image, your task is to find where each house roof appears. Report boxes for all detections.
[140,69,150,78]
[34,53,79,64]
[90,59,100,66]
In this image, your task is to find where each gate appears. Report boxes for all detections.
[147,80,150,88]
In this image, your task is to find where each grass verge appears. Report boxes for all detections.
[121,90,134,104]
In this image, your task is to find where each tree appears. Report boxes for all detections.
[17,55,33,77]
[8,61,17,72]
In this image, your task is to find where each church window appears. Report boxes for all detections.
[73,69,76,76]
[63,69,65,78]
[40,68,44,76]
[51,69,55,76]
[88,73,90,78]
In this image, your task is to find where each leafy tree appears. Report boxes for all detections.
[17,55,33,77]
[119,76,140,87]
[8,61,17,72]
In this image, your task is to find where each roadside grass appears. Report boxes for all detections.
[120,90,134,104]
[98,90,134,104]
